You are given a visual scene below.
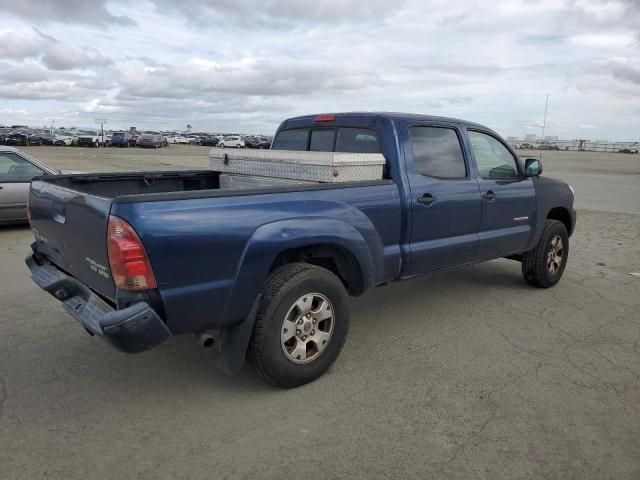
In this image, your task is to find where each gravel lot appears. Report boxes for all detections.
[1,146,639,479]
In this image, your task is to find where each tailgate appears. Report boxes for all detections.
[29,179,115,300]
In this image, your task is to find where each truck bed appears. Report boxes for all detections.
[40,170,390,202]
[42,170,222,199]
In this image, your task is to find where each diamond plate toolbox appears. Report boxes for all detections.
[209,149,385,183]
[219,174,315,189]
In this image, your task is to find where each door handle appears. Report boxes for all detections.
[417,193,436,205]
[482,190,497,201]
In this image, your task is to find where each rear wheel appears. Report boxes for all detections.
[247,263,350,388]
[522,220,569,288]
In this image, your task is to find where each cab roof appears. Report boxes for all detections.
[282,112,487,130]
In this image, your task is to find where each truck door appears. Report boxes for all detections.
[403,124,482,275]
[465,129,536,259]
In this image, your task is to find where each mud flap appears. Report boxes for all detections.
[216,295,262,375]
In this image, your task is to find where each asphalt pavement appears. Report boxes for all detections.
[1,147,639,479]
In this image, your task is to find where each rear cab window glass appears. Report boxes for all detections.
[272,129,309,150]
[273,127,381,154]
[310,129,335,151]
[335,128,381,153]
[410,126,466,178]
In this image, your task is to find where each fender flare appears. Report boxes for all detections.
[215,217,381,374]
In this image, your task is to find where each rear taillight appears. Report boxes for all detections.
[107,215,157,291]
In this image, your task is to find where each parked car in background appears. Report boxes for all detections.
[618,148,638,154]
[0,146,58,224]
[110,132,136,148]
[139,134,164,148]
[199,135,219,146]
[40,129,56,145]
[53,131,77,146]
[0,127,12,144]
[218,136,245,148]
[166,135,188,144]
[77,131,103,147]
[245,136,272,149]
[519,143,534,149]
[540,143,560,151]
[6,129,43,146]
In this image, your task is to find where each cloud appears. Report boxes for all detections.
[610,61,640,85]
[117,58,380,99]
[0,29,113,70]
[0,0,135,26]
[0,0,638,139]
[150,0,407,24]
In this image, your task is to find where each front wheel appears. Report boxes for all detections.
[522,220,569,288]
[247,263,350,388]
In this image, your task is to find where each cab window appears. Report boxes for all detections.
[410,127,466,178]
[468,131,519,179]
[273,127,380,153]
[335,128,380,153]
[310,129,335,151]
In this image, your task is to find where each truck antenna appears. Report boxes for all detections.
[540,93,549,161]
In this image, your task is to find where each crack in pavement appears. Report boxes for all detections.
[0,376,7,421]
[435,368,532,470]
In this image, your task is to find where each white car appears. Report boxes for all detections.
[218,136,245,148]
[53,133,76,146]
[166,135,188,144]
[77,131,104,147]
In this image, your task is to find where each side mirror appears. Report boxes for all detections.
[524,158,543,177]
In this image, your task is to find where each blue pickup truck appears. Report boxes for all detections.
[26,112,576,387]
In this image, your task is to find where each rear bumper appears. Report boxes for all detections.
[26,254,170,353]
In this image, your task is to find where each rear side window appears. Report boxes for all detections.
[272,129,309,150]
[335,128,380,153]
[310,129,335,151]
[410,127,466,178]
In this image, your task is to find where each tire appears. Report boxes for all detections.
[219,143,225,148]
[247,263,350,388]
[236,144,242,148]
[522,219,569,288]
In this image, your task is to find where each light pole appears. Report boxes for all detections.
[95,118,108,147]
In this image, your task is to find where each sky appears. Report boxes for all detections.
[0,0,639,140]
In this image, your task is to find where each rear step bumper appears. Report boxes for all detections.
[26,254,171,353]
